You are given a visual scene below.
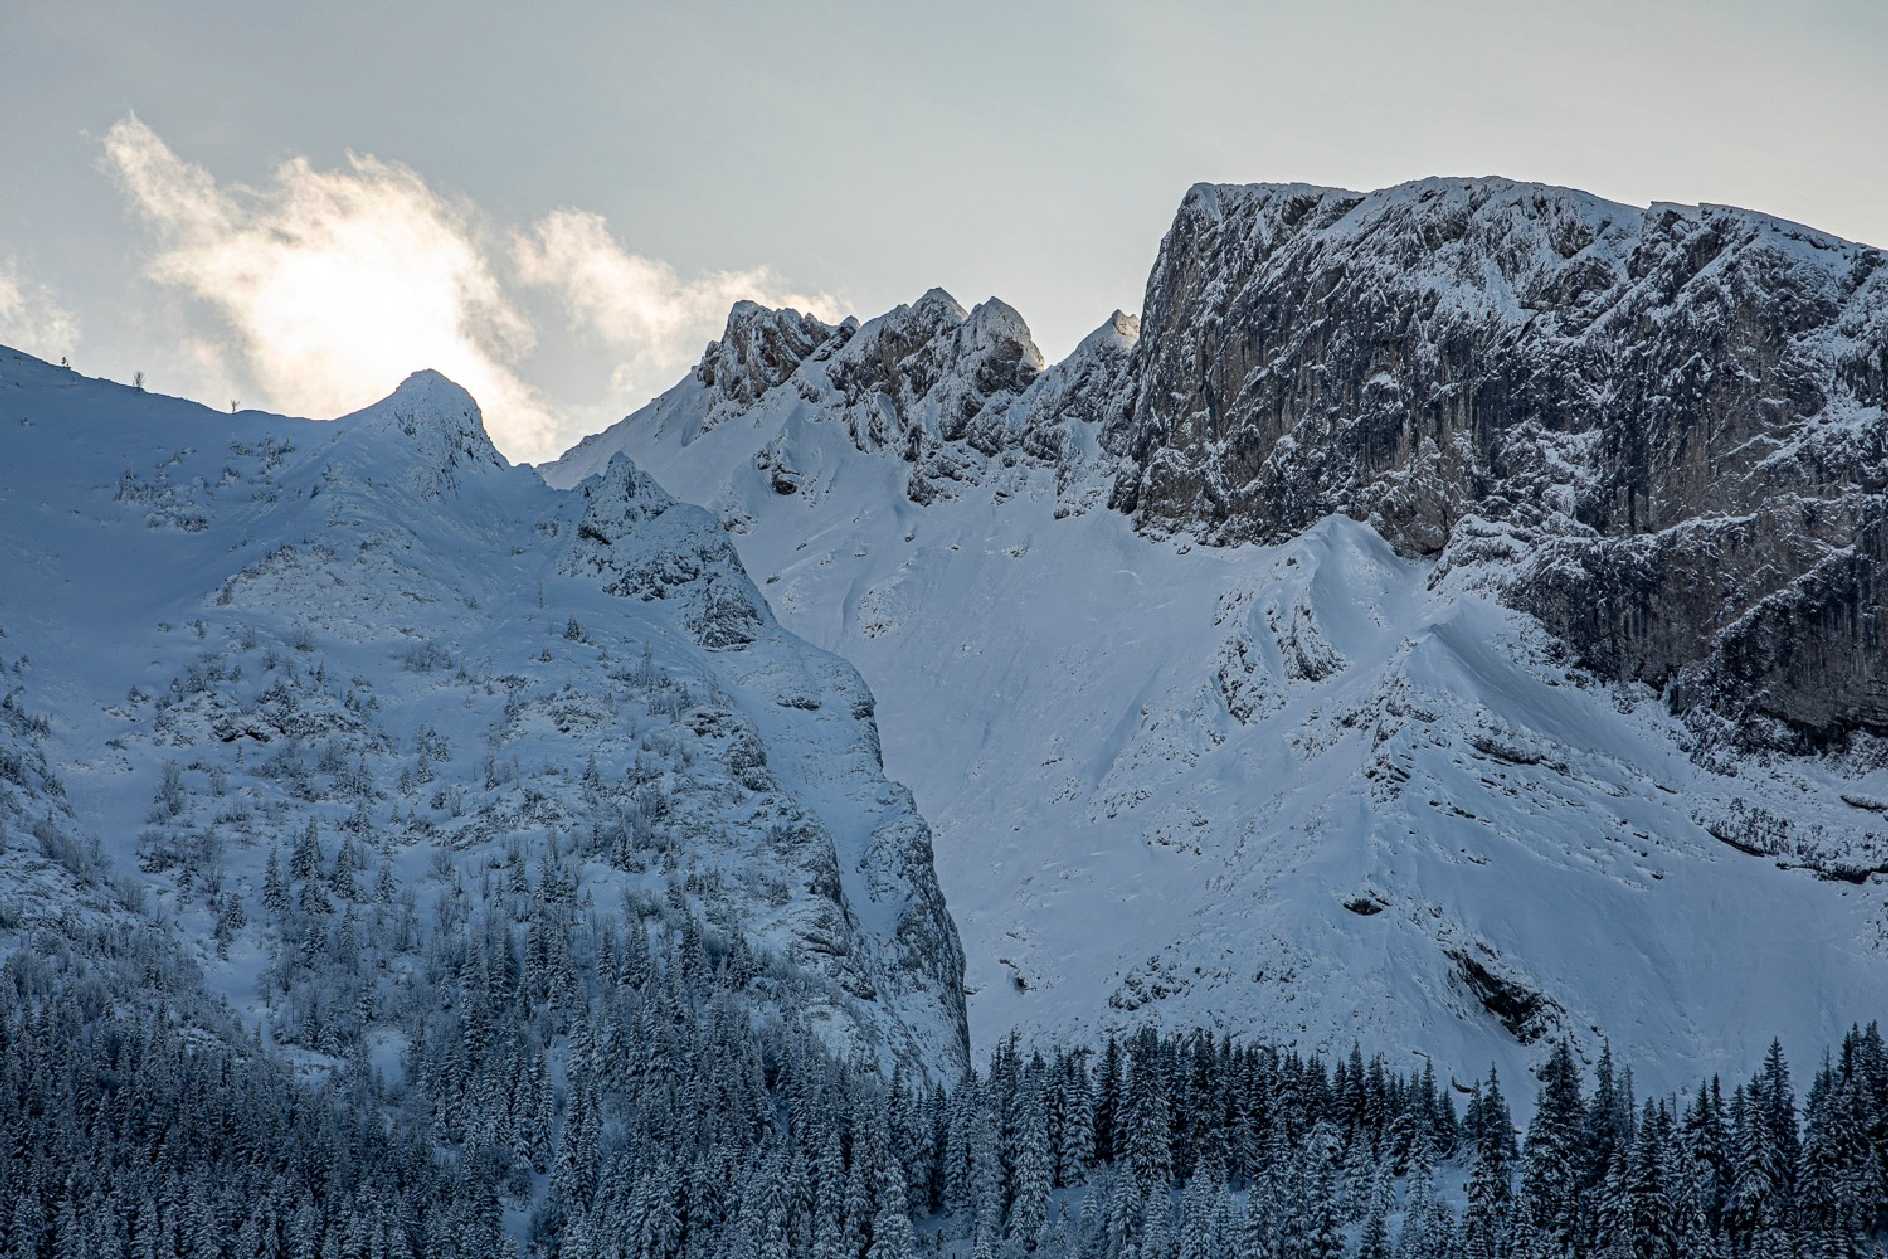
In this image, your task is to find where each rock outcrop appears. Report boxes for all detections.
[1105,178,1886,749]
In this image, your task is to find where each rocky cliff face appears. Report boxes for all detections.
[568,181,1883,754]
[1105,178,1887,750]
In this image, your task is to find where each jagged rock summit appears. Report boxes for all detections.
[544,284,1135,513]
[541,177,1888,1091]
[697,300,839,411]
[550,176,1887,754]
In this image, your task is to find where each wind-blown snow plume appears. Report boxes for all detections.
[0,260,80,364]
[513,209,841,404]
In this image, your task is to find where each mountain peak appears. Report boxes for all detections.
[697,301,838,409]
[912,286,968,322]
[346,368,485,430]
[337,369,508,493]
[578,451,679,521]
[717,297,833,341]
[1077,309,1140,355]
[952,298,1045,406]
[964,295,1029,333]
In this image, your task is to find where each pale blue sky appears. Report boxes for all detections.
[2,0,1882,460]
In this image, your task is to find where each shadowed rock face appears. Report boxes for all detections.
[1107,177,1888,749]
[696,302,839,412]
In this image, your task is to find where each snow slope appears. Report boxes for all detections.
[544,286,1888,1096]
[0,346,968,1081]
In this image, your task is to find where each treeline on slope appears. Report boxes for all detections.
[5,857,1888,1259]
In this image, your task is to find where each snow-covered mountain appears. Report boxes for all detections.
[0,347,968,1081]
[542,176,1888,1093]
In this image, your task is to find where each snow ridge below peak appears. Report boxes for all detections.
[0,346,970,1083]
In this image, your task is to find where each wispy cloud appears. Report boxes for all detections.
[102,114,561,459]
[100,114,834,464]
[0,260,81,365]
[513,210,841,402]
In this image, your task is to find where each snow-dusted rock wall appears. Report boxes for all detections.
[1110,178,1888,750]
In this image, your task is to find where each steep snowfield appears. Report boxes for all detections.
[0,346,968,1080]
[545,289,1888,1096]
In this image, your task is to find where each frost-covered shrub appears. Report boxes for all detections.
[151,763,187,820]
[32,818,101,882]
[398,640,454,672]
[317,740,349,775]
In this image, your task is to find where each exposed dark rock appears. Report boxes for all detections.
[1107,178,1887,750]
[1342,891,1389,916]
[696,301,838,411]
[1445,944,1560,1043]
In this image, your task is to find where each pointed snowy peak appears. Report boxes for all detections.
[1078,309,1141,355]
[911,286,969,324]
[695,300,842,409]
[568,450,680,528]
[336,369,508,494]
[1026,310,1137,407]
[341,369,505,455]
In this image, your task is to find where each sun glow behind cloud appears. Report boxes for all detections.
[101,115,835,463]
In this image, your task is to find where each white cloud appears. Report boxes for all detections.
[513,209,842,403]
[100,116,550,460]
[103,114,563,458]
[100,115,838,463]
[0,261,81,365]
